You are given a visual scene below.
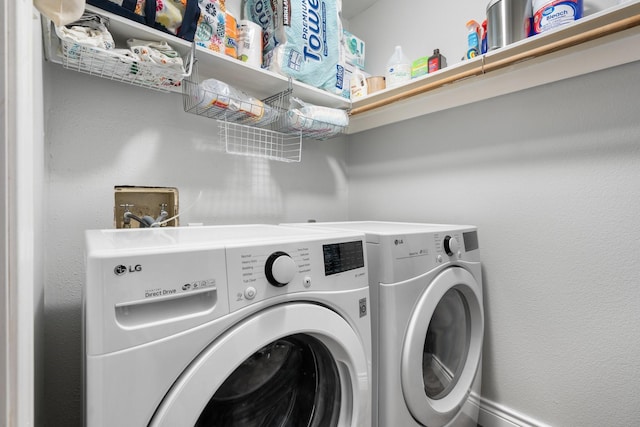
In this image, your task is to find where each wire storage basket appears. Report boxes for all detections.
[183,75,302,162]
[59,41,189,91]
[182,78,281,127]
[220,88,301,162]
[182,70,348,162]
[271,95,349,141]
[220,121,302,162]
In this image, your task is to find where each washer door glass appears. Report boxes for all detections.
[149,303,370,427]
[401,267,483,427]
[195,334,341,427]
[423,289,469,400]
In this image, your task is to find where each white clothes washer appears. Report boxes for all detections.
[283,221,483,427]
[83,224,372,427]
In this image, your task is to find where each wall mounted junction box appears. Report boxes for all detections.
[114,186,179,229]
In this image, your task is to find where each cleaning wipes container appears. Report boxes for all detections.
[532,0,583,34]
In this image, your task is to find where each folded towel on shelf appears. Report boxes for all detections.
[55,13,187,89]
[126,39,185,73]
[55,13,115,50]
[56,13,187,70]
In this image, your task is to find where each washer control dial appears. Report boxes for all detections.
[443,235,460,256]
[265,251,297,287]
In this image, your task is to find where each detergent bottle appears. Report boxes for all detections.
[385,45,411,88]
[350,69,368,99]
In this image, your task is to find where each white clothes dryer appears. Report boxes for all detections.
[83,225,372,427]
[283,221,484,427]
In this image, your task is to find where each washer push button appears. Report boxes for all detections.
[244,286,257,300]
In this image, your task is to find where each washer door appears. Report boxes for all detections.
[401,267,483,427]
[149,303,370,427]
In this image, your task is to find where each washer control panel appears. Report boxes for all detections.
[226,236,367,312]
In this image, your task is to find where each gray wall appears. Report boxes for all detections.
[346,60,640,426]
[42,62,349,426]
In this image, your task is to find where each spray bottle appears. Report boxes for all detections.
[481,20,488,54]
[466,20,481,59]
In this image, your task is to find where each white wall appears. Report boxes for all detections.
[3,3,44,427]
[42,63,349,426]
[1,0,7,421]
[346,60,640,426]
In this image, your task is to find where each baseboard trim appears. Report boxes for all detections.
[470,394,552,427]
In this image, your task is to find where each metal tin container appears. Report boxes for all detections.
[486,0,532,51]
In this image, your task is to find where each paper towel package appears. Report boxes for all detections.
[242,0,281,65]
[245,0,343,94]
[238,19,262,67]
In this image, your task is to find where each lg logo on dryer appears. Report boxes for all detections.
[114,264,142,275]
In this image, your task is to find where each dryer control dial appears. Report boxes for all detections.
[265,252,297,287]
[443,235,460,256]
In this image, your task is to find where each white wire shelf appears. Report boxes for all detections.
[272,107,348,141]
[183,77,301,162]
[47,13,193,93]
[182,79,281,127]
[59,39,192,92]
[179,45,350,161]
[184,76,347,132]
[221,121,302,163]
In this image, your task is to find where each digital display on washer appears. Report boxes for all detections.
[463,231,479,252]
[322,241,365,276]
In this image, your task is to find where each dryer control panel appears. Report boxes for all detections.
[376,228,480,283]
[279,221,481,285]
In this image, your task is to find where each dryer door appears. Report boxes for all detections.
[149,303,370,427]
[401,267,483,427]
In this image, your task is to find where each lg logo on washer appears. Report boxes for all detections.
[113,264,142,276]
